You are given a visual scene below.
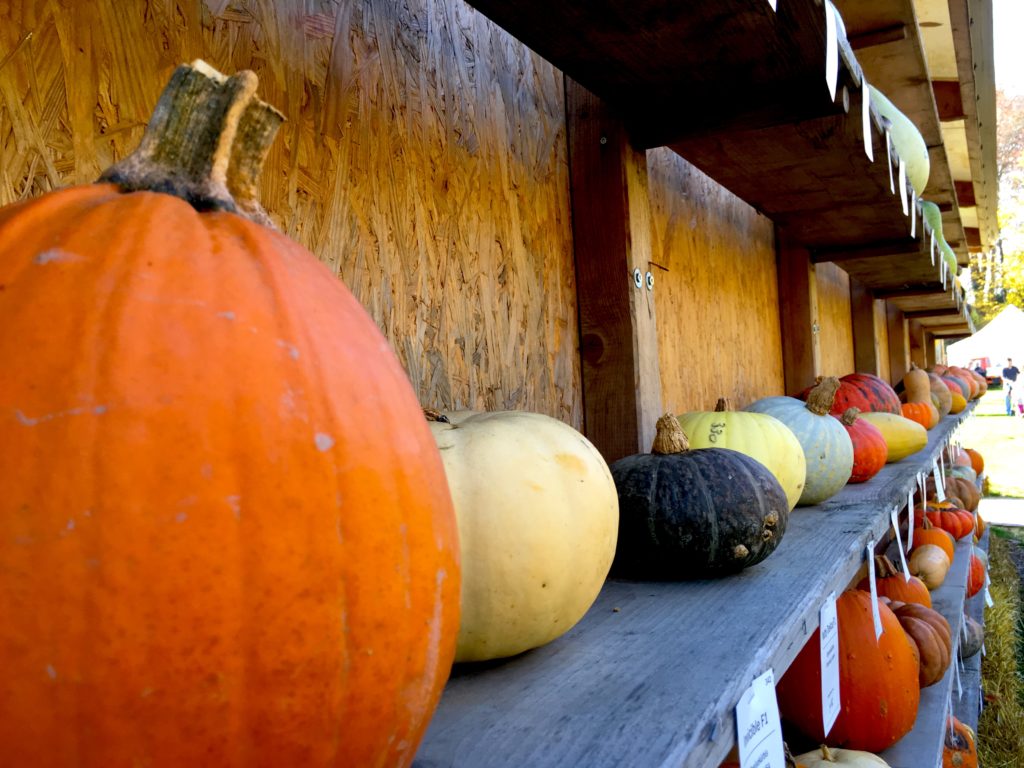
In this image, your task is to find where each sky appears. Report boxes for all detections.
[995,0,1024,95]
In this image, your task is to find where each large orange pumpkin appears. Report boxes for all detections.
[776,590,919,752]
[0,63,460,767]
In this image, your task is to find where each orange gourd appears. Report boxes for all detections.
[902,363,939,428]
[943,717,978,768]
[776,590,919,752]
[912,517,956,562]
[901,401,940,429]
[964,448,985,476]
[0,63,460,767]
[857,555,932,607]
[966,553,986,598]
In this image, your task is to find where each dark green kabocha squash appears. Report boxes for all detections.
[610,414,790,578]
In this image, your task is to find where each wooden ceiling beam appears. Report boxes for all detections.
[932,80,966,122]
[954,180,976,207]
[848,23,908,50]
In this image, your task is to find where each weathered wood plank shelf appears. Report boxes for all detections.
[462,0,949,300]
[880,534,973,768]
[415,405,975,768]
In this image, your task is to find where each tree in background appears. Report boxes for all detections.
[971,91,1024,327]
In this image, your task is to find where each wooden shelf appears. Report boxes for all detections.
[463,0,950,299]
[414,405,975,768]
[880,533,974,768]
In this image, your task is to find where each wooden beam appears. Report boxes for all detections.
[565,78,662,463]
[924,332,937,368]
[908,320,926,369]
[777,228,820,395]
[848,23,908,50]
[932,80,966,122]
[964,227,982,248]
[903,308,962,319]
[885,301,909,386]
[875,286,947,299]
[954,180,976,208]
[811,239,922,264]
[850,279,880,374]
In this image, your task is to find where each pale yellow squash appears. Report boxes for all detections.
[428,410,618,662]
[795,744,893,766]
[857,412,928,462]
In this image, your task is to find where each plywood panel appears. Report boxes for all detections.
[816,262,855,376]
[648,149,783,412]
[0,0,582,425]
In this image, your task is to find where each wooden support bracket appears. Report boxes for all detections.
[849,279,881,375]
[566,77,662,462]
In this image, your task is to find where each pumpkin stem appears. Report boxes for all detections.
[875,554,900,578]
[651,414,690,455]
[804,376,841,415]
[840,406,860,426]
[783,743,798,768]
[714,397,731,412]
[98,60,283,226]
[819,744,837,762]
[423,408,451,424]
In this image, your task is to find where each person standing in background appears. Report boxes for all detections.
[1002,358,1020,415]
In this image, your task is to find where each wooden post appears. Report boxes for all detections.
[885,301,910,386]
[565,78,662,462]
[849,278,879,374]
[777,228,820,395]
[908,320,925,369]
[925,333,938,368]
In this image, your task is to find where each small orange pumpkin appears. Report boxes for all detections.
[943,716,978,768]
[857,555,932,607]
[963,448,985,476]
[912,517,956,562]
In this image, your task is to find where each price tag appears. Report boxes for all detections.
[866,541,883,639]
[933,461,946,502]
[941,257,947,288]
[907,489,915,549]
[891,509,911,580]
[824,0,838,101]
[886,131,894,193]
[985,588,994,608]
[767,0,777,10]
[930,229,936,264]
[898,159,909,215]
[819,593,841,736]
[862,81,874,161]
[910,197,917,237]
[954,651,963,699]
[736,669,785,768]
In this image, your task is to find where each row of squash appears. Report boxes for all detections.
[718,448,989,767]
[0,60,986,766]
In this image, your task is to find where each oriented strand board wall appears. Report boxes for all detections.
[0,0,582,425]
[815,262,855,377]
[648,148,784,412]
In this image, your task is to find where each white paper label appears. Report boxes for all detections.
[985,587,994,608]
[933,462,946,502]
[866,542,883,640]
[767,0,777,10]
[825,1,838,101]
[907,489,915,549]
[819,593,841,736]
[891,509,911,580]
[886,131,894,193]
[898,159,909,215]
[862,81,874,161]
[930,230,936,264]
[736,669,785,768]
[954,651,963,699]
[910,197,917,237]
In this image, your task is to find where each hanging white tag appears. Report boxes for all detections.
[954,651,963,699]
[736,669,786,768]
[917,472,926,506]
[910,197,917,237]
[982,642,987,656]
[891,509,911,580]
[898,160,909,214]
[825,1,838,100]
[941,258,948,288]
[907,489,915,549]
[767,0,777,10]
[819,593,841,736]
[985,587,994,608]
[930,229,936,264]
[933,461,946,502]
[862,81,874,161]
[866,542,883,640]
[886,131,895,193]
[960,615,968,641]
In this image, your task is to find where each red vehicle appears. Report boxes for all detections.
[967,357,1002,388]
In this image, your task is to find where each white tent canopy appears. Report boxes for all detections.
[948,304,1024,371]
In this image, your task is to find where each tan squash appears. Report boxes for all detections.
[901,364,940,428]
[909,544,951,589]
[794,745,893,767]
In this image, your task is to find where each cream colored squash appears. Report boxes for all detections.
[795,745,893,767]
[428,410,618,662]
[677,399,806,510]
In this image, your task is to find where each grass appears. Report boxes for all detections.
[977,533,1024,767]
[953,389,1024,498]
